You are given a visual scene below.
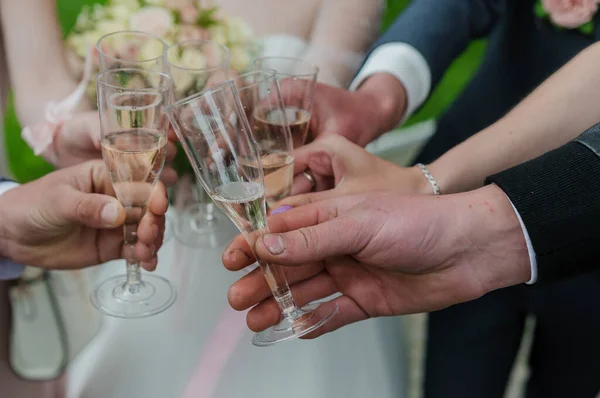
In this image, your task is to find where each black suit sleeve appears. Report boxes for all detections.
[486,123,600,284]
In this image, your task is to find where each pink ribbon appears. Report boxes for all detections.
[182,306,248,398]
[21,45,95,165]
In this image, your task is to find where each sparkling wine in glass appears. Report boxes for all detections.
[253,57,318,148]
[167,81,337,346]
[96,30,175,243]
[233,70,294,210]
[92,68,176,318]
[164,40,231,248]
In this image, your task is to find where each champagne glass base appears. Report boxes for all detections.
[252,302,338,347]
[91,274,177,318]
[174,203,228,248]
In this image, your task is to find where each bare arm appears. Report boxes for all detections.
[429,42,600,194]
[302,0,383,87]
[0,0,78,126]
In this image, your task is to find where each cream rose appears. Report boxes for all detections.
[225,17,253,45]
[107,5,132,22]
[229,46,250,72]
[542,0,600,28]
[129,6,174,37]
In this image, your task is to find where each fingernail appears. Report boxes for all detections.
[262,234,285,255]
[152,224,159,239]
[271,205,292,215]
[101,202,119,225]
[150,245,156,256]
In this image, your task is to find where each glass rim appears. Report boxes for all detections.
[254,56,319,78]
[96,68,173,92]
[167,79,236,111]
[164,40,230,72]
[233,69,278,92]
[96,30,168,64]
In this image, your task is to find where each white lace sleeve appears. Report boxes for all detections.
[301,0,384,88]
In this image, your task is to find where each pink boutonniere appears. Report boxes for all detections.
[535,0,600,34]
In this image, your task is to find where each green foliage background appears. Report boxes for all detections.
[3,0,485,182]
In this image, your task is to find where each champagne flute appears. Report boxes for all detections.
[92,68,176,318]
[253,57,318,148]
[164,40,231,248]
[97,30,168,72]
[232,70,294,212]
[97,31,175,242]
[167,81,338,346]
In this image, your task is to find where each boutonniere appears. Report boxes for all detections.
[535,0,600,35]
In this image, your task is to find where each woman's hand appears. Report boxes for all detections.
[281,135,431,208]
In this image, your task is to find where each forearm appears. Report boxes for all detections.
[0,182,24,279]
[430,42,600,194]
[1,0,77,125]
[302,0,382,88]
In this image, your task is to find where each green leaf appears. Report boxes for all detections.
[534,0,549,19]
[197,6,219,29]
[580,21,594,35]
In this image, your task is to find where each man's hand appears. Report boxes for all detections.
[307,74,407,147]
[285,135,430,200]
[54,111,178,185]
[223,185,530,338]
[0,160,167,270]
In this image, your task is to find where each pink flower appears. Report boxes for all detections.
[179,4,199,24]
[129,6,174,37]
[542,0,600,28]
[177,25,209,42]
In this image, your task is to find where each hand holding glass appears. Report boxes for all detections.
[167,81,337,345]
[92,69,176,318]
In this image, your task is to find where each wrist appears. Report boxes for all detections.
[457,184,531,292]
[357,73,407,142]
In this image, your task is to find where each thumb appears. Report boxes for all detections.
[255,215,362,266]
[63,190,126,229]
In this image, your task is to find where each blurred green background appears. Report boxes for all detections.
[3,0,485,182]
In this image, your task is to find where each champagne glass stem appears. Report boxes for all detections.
[258,259,299,318]
[124,222,142,294]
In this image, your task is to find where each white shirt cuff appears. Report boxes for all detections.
[0,180,19,196]
[349,42,432,124]
[506,196,538,285]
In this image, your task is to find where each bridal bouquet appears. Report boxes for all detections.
[65,0,257,105]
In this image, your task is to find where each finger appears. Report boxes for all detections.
[137,212,164,246]
[148,181,168,216]
[62,189,126,228]
[255,203,363,266]
[166,140,177,162]
[140,256,158,272]
[279,189,339,208]
[245,272,338,332]
[298,296,368,339]
[228,262,324,311]
[222,234,255,271]
[160,167,178,187]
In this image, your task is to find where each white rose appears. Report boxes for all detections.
[229,46,250,73]
[208,25,227,46]
[75,8,93,30]
[145,0,167,6]
[129,6,174,37]
[107,5,132,22]
[225,17,253,45]
[139,38,166,62]
[118,0,141,11]
[92,4,107,20]
[96,19,128,37]
[67,34,90,58]
[171,69,195,94]
[180,48,207,70]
